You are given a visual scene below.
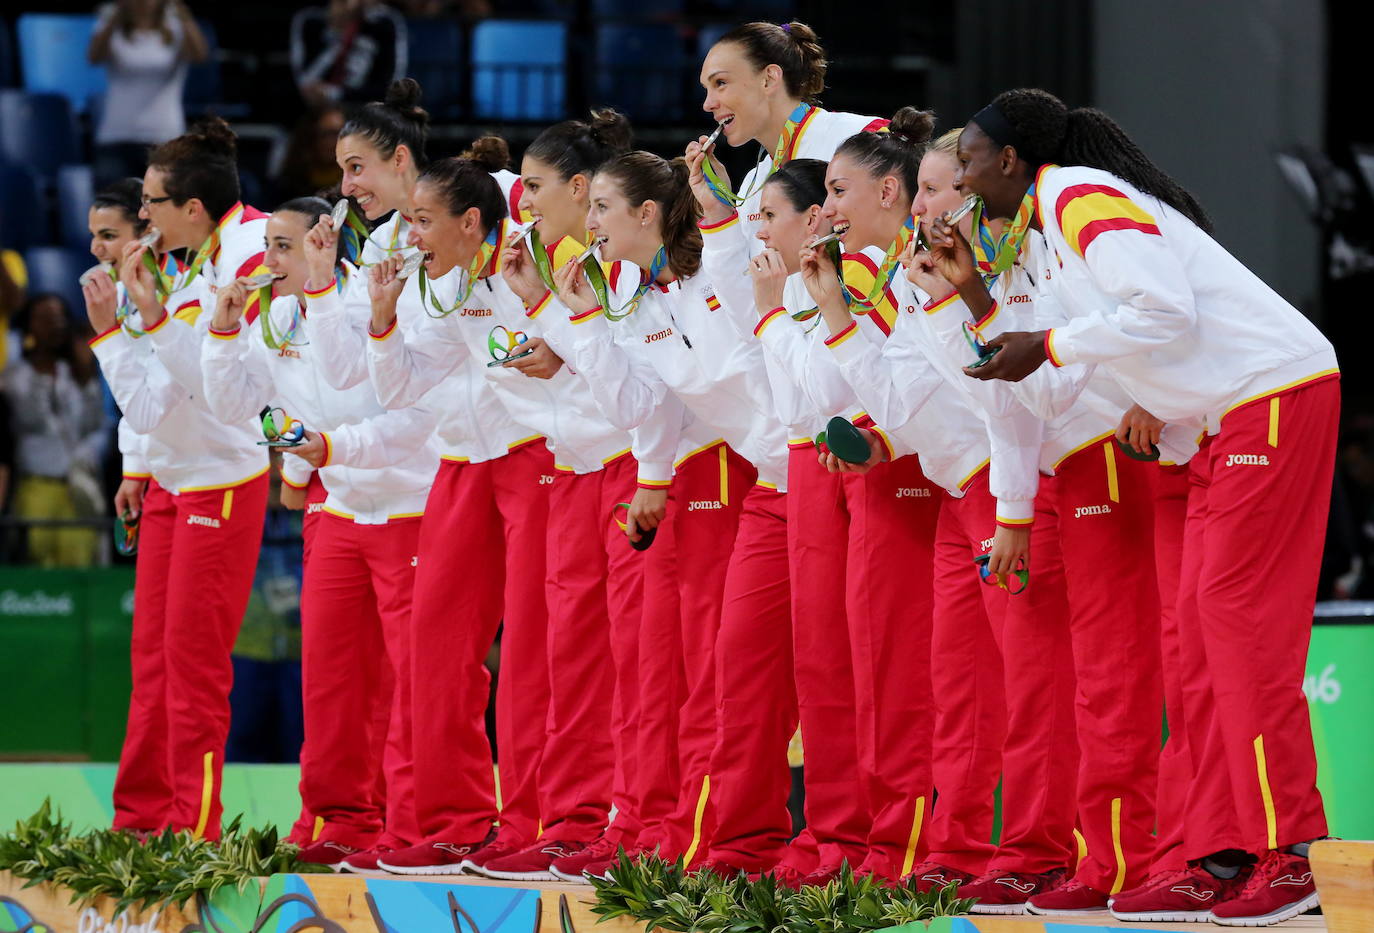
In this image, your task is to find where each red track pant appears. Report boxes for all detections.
[927,470,1009,875]
[986,482,1079,876]
[777,446,868,875]
[297,512,421,849]
[635,444,755,859]
[113,472,268,840]
[409,443,553,846]
[702,484,794,870]
[1178,378,1337,858]
[848,454,943,878]
[1050,441,1163,894]
[539,453,645,841]
[1149,463,1199,872]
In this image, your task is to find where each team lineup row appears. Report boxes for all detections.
[79,18,1336,930]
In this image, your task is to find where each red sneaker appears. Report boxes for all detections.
[550,833,623,884]
[1210,850,1318,927]
[767,863,808,890]
[296,839,362,869]
[480,839,589,881]
[960,867,1067,915]
[799,863,845,887]
[693,858,756,881]
[1108,865,1241,922]
[340,846,394,873]
[902,860,975,894]
[377,839,489,875]
[459,835,524,875]
[1026,878,1109,915]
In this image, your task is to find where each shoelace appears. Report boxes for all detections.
[1236,853,1283,895]
[583,835,620,857]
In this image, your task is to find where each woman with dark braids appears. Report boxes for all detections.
[945,88,1337,927]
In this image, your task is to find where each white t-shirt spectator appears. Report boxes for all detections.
[93,3,189,146]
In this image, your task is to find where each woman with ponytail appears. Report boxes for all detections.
[87,119,270,842]
[199,197,437,867]
[770,112,1023,887]
[953,88,1337,928]
[303,82,541,877]
[695,21,888,250]
[905,123,1178,915]
[550,151,795,875]
[360,145,647,882]
[497,110,662,882]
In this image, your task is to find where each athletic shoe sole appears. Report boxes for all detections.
[1024,905,1110,917]
[375,859,469,876]
[1108,908,1213,923]
[549,866,594,884]
[477,868,557,881]
[1211,891,1320,927]
[968,903,1029,915]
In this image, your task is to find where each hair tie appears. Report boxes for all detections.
[781,22,792,33]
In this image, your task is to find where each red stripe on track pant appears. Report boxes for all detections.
[113,473,268,840]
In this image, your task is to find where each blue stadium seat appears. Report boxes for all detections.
[15,14,106,113]
[0,90,80,180]
[406,17,465,120]
[184,20,220,116]
[471,20,566,121]
[0,162,46,250]
[590,0,684,19]
[0,19,16,88]
[595,24,686,122]
[23,246,91,318]
[56,165,96,252]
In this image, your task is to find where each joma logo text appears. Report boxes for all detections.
[1225,453,1270,467]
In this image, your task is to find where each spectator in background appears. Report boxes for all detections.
[0,243,26,374]
[272,104,345,203]
[88,0,210,186]
[291,0,407,107]
[3,294,110,566]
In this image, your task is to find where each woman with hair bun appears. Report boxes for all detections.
[551,150,793,876]
[954,87,1337,928]
[360,144,646,882]
[302,82,548,877]
[199,196,438,868]
[87,119,270,843]
[750,111,1016,887]
[696,21,888,251]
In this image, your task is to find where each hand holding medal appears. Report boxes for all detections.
[367,254,409,335]
[798,230,847,313]
[500,220,549,306]
[552,250,601,318]
[259,406,308,448]
[685,134,735,225]
[927,197,981,291]
[303,214,340,294]
[118,237,165,328]
[80,263,120,334]
[747,248,789,312]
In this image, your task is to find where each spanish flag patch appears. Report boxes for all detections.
[1055,183,1161,259]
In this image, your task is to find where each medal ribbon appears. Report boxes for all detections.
[972,183,1036,277]
[702,103,818,207]
[584,246,668,322]
[526,226,558,292]
[840,215,913,310]
[417,222,502,318]
[260,293,307,351]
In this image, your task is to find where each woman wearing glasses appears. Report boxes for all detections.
[86,118,269,843]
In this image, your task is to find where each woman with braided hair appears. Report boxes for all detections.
[952,88,1337,927]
